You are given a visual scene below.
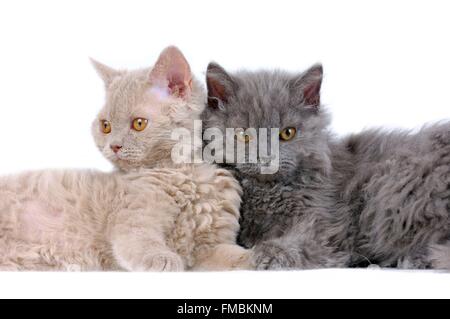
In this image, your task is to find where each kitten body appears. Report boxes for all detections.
[0,47,250,271]
[201,63,450,269]
[0,165,244,271]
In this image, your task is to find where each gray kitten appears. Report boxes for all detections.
[201,62,450,270]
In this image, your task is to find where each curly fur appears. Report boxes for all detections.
[0,47,251,271]
[201,62,450,270]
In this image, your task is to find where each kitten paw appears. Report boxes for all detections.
[140,252,184,272]
[253,243,297,270]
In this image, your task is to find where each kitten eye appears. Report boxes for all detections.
[101,120,111,134]
[132,118,148,132]
[235,128,253,143]
[280,127,297,141]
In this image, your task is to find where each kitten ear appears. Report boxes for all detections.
[148,46,192,100]
[90,58,121,87]
[291,64,323,110]
[206,62,237,109]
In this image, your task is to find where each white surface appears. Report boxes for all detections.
[0,0,449,299]
[1,269,450,299]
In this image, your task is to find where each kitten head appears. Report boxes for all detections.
[201,63,331,181]
[91,46,204,171]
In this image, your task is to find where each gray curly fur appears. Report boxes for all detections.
[201,62,450,270]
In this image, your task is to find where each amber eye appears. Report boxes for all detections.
[132,118,148,132]
[279,127,297,141]
[101,120,111,134]
[235,128,253,143]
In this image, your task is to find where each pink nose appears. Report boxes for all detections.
[110,145,122,153]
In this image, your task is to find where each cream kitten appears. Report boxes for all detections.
[0,47,251,271]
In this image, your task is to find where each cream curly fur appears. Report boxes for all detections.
[0,47,251,271]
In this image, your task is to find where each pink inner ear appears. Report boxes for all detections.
[303,81,321,106]
[207,75,227,102]
[149,47,192,100]
[167,67,192,98]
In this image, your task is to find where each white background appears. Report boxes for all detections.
[0,0,449,299]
